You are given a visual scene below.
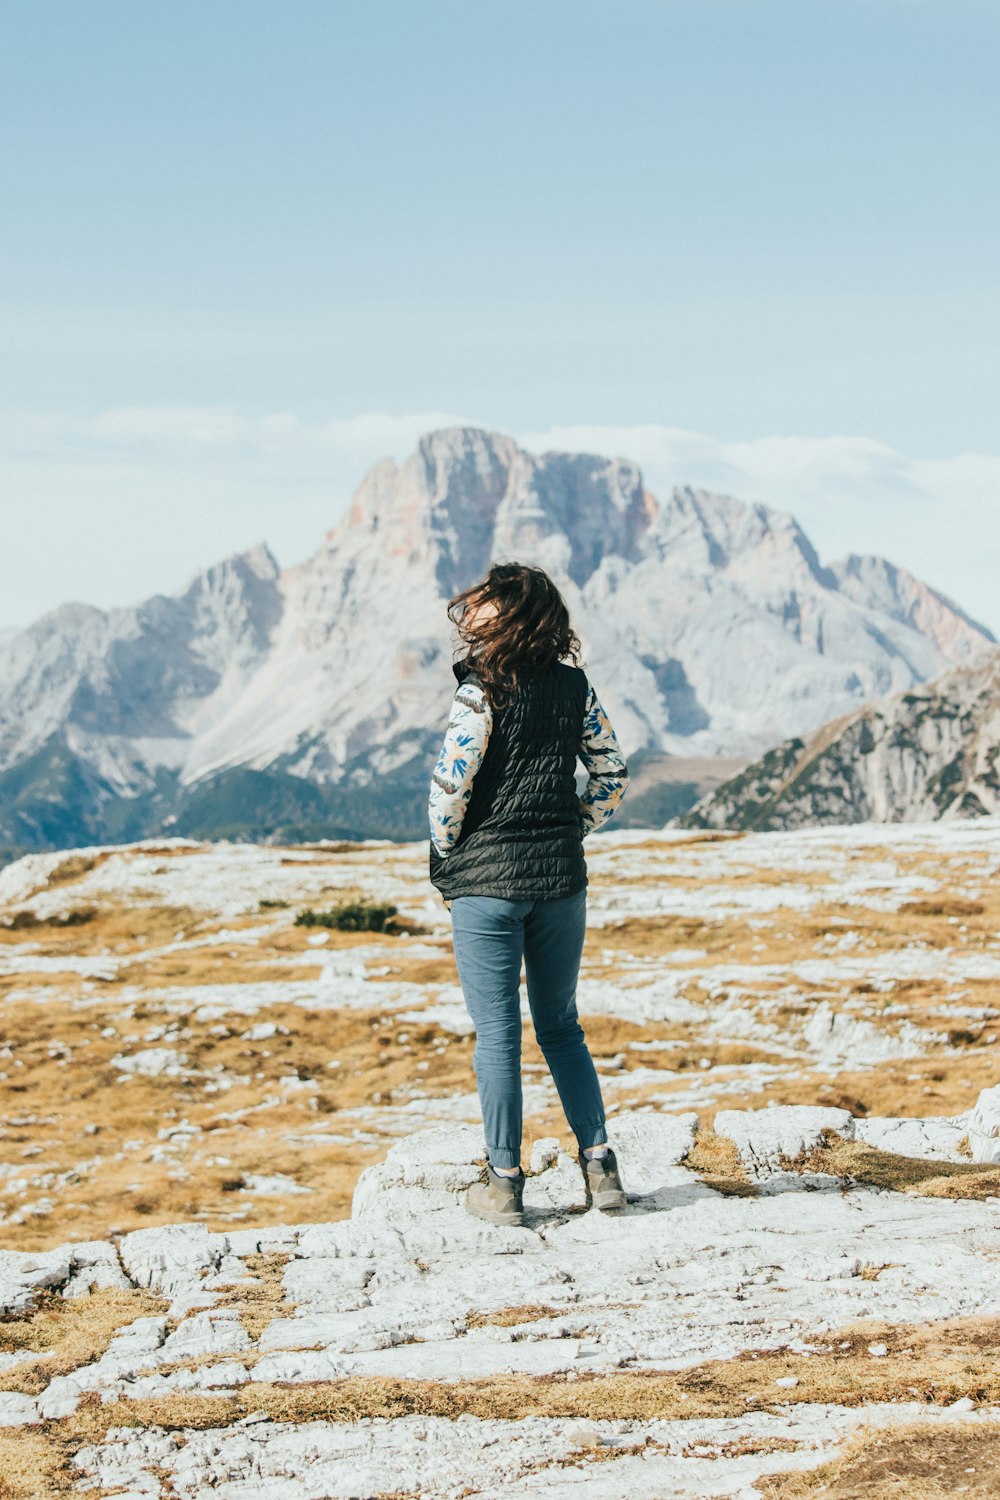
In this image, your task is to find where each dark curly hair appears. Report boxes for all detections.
[446,562,583,711]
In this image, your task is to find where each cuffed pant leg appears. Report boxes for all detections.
[524,888,608,1153]
[450,895,530,1170]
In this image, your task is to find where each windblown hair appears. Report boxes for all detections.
[446,562,583,711]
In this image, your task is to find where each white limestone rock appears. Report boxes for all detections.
[62,1240,133,1297]
[4,1108,1000,1497]
[37,1314,171,1419]
[967,1084,1000,1164]
[227,1224,306,1256]
[118,1223,235,1299]
[523,1151,588,1213]
[0,1247,72,1315]
[281,1255,373,1312]
[0,1392,39,1427]
[348,1123,537,1253]
[36,1374,86,1422]
[803,1001,937,1065]
[714,1106,855,1176]
[856,1114,971,1162]
[111,1047,189,1078]
[353,1123,487,1201]
[249,1350,344,1384]
[606,1109,699,1194]
[158,1309,251,1361]
[529,1137,561,1173]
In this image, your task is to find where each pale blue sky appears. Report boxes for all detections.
[2,1,999,628]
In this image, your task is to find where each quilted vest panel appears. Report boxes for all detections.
[428,657,590,901]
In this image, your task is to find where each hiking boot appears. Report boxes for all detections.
[578,1147,627,1211]
[465,1163,526,1226]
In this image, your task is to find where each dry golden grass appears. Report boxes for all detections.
[44,852,110,888]
[0,902,202,960]
[0,1288,167,1397]
[592,856,1000,984]
[39,1313,1000,1441]
[114,949,321,988]
[0,1428,74,1498]
[607,864,834,895]
[363,954,459,985]
[3,832,999,1258]
[900,897,986,919]
[757,1420,1000,1498]
[263,918,421,954]
[0,1307,995,1495]
[464,1304,563,1329]
[211,1252,294,1341]
[594,912,751,956]
[0,1281,168,1497]
[275,841,375,856]
[0,996,480,1250]
[683,1127,757,1197]
[794,1135,1000,1202]
[0,982,717,1252]
[688,1435,804,1462]
[594,833,745,856]
[665,1045,1000,1124]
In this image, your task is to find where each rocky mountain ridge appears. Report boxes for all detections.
[0,426,993,850]
[681,646,1000,830]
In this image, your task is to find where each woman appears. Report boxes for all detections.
[427,561,631,1226]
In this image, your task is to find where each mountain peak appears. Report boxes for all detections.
[831,553,996,656]
[240,541,281,580]
[1,427,994,848]
[416,424,518,458]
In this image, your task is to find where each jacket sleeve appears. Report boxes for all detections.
[578,680,629,837]
[428,679,493,858]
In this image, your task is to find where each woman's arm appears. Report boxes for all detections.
[578,682,629,836]
[428,679,493,857]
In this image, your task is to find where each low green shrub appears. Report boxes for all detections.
[294,901,399,933]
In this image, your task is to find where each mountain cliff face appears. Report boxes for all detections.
[0,427,994,850]
[680,647,1000,831]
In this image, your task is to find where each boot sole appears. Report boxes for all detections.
[582,1176,628,1212]
[464,1198,526,1226]
[586,1189,628,1211]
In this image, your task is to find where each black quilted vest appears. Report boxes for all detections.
[428,657,590,902]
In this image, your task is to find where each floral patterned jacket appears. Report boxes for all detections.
[428,673,630,860]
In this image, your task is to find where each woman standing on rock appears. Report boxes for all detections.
[428,561,630,1226]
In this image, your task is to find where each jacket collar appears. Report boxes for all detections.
[455,655,549,685]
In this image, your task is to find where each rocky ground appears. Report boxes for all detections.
[1,821,1000,1496]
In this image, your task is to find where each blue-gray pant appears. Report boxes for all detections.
[449,889,609,1169]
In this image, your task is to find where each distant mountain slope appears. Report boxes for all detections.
[679,647,1000,830]
[0,427,993,850]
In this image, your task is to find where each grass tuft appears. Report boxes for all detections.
[685,1127,757,1197]
[795,1135,1000,1201]
[757,1419,1000,1498]
[0,1288,166,1397]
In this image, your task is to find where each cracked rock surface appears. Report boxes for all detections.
[2,1109,1000,1497]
